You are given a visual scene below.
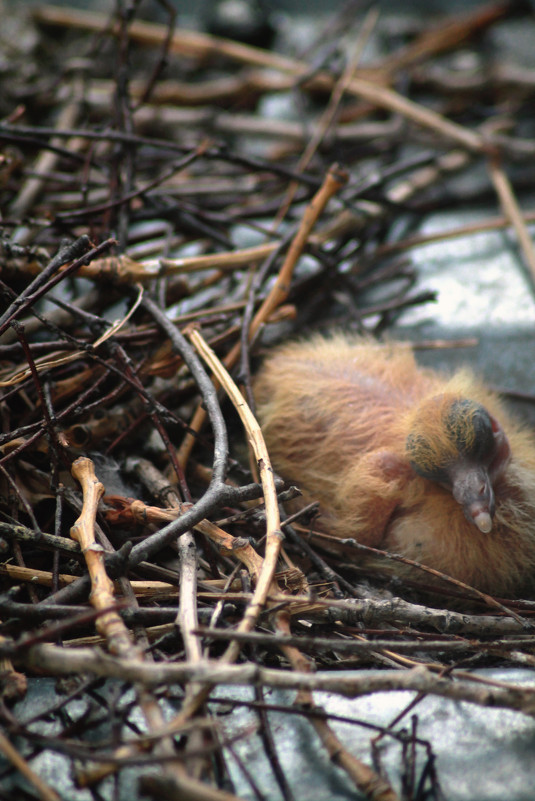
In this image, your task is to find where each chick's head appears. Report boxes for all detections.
[405,395,510,533]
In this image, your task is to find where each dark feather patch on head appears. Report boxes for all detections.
[445,399,495,463]
[406,396,496,482]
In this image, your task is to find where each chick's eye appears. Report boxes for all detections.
[447,400,495,463]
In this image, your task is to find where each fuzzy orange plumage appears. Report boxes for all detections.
[254,334,535,597]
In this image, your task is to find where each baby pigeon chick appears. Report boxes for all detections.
[254,334,535,597]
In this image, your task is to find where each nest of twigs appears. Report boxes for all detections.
[2,2,535,800]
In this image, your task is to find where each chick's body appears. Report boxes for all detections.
[254,335,535,597]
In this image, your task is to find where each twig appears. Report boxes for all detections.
[274,7,379,225]
[10,77,84,229]
[487,156,535,284]
[18,644,535,718]
[187,328,284,663]
[70,456,184,786]
[0,236,93,335]
[373,208,535,259]
[275,610,400,801]
[70,457,134,654]
[177,163,346,467]
[0,731,60,801]
[33,5,491,151]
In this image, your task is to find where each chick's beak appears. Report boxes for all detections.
[449,463,495,533]
[470,506,493,534]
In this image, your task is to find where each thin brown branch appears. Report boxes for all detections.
[17,644,535,718]
[487,156,535,284]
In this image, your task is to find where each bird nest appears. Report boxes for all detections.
[1,3,535,800]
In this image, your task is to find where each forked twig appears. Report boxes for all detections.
[70,457,133,655]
